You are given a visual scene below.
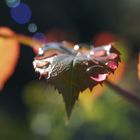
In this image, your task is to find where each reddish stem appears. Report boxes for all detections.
[0,33,42,48]
[106,80,140,109]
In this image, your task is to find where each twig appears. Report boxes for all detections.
[0,33,42,49]
[138,53,140,80]
[106,80,140,109]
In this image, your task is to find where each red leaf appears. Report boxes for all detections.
[33,42,120,118]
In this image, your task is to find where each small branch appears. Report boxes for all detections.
[0,33,42,49]
[138,53,140,80]
[106,80,140,109]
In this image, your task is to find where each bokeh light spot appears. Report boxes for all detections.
[31,113,51,136]
[6,0,20,8]
[28,23,37,33]
[11,3,32,24]
[33,32,46,42]
[93,32,116,46]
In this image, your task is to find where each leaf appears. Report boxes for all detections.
[0,27,20,90]
[108,61,126,83]
[33,42,120,118]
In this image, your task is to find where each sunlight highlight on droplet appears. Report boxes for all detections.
[74,45,80,51]
[6,0,20,8]
[10,3,32,24]
[28,23,37,33]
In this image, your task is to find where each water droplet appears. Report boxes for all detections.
[90,50,94,56]
[90,73,108,82]
[86,65,108,82]
[104,44,111,55]
[38,48,44,55]
[74,45,79,51]
[36,61,50,69]
[106,61,117,70]
[108,53,118,59]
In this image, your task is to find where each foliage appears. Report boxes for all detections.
[21,80,140,140]
[33,42,120,118]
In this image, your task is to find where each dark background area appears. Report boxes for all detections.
[1,0,140,44]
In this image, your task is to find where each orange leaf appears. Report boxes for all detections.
[0,27,19,90]
[108,61,126,83]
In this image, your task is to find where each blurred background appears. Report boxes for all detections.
[0,0,140,140]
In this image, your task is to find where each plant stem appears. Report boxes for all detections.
[106,80,140,109]
[138,53,140,80]
[0,33,42,48]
